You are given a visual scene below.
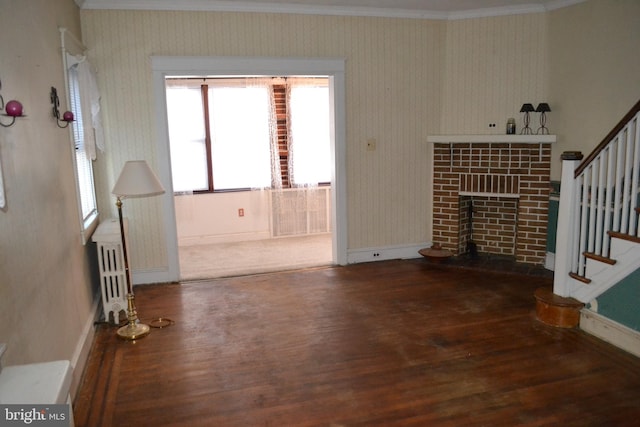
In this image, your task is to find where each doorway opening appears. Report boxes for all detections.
[151,56,347,282]
[167,76,333,279]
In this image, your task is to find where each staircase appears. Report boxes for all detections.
[554,99,640,304]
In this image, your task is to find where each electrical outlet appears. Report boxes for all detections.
[238,208,244,217]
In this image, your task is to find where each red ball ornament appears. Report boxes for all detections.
[62,111,74,122]
[5,100,23,117]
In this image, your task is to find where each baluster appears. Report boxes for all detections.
[603,144,615,257]
[578,168,590,275]
[571,174,583,274]
[588,163,598,254]
[630,115,640,236]
[594,154,606,255]
[613,134,625,232]
[621,127,634,233]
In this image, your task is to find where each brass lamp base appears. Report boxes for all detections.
[117,322,151,340]
[116,293,150,340]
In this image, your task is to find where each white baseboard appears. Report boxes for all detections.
[132,268,172,285]
[69,293,101,401]
[347,243,430,264]
[580,308,640,358]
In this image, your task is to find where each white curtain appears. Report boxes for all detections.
[230,78,281,190]
[68,54,104,160]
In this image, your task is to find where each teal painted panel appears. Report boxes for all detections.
[597,268,640,331]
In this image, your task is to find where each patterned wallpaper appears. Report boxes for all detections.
[441,13,548,134]
[81,10,547,272]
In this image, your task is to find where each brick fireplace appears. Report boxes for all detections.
[428,135,555,265]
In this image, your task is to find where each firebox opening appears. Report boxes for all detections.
[458,196,518,257]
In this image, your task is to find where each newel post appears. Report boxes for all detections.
[553,151,583,297]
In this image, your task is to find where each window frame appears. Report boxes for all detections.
[65,57,99,244]
[152,55,348,277]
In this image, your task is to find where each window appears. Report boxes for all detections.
[208,86,272,190]
[166,77,330,193]
[288,85,331,185]
[68,65,98,241]
[166,86,208,192]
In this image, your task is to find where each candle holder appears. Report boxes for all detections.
[50,87,74,128]
[0,79,25,128]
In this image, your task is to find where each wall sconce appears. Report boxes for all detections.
[50,87,74,128]
[519,103,535,135]
[535,103,551,134]
[0,79,25,128]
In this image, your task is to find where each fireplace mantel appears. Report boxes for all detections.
[427,134,556,144]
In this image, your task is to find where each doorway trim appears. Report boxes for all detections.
[151,56,347,281]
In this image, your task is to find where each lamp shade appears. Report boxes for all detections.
[520,103,535,113]
[536,102,551,112]
[112,160,165,198]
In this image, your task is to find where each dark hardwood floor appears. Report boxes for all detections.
[74,259,640,426]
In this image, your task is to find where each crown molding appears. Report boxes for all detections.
[78,0,447,19]
[543,0,587,11]
[448,4,545,20]
[79,0,587,20]
[449,0,587,20]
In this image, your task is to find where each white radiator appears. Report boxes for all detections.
[92,218,129,324]
[270,187,331,237]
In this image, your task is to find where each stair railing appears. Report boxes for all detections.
[554,99,640,298]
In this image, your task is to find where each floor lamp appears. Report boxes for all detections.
[112,160,165,340]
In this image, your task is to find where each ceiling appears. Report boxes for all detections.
[77,0,585,19]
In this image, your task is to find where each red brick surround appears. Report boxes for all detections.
[432,142,551,265]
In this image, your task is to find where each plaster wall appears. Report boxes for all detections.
[81,9,549,274]
[0,0,97,389]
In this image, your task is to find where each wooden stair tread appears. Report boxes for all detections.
[608,230,640,244]
[569,272,591,284]
[583,252,616,265]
